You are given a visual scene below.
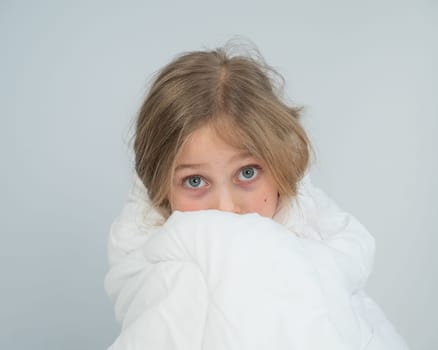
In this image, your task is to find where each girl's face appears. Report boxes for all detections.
[169,124,279,218]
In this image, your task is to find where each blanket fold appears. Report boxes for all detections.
[104,172,409,350]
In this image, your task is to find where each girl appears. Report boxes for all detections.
[105,44,409,349]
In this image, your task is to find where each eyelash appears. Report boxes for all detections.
[181,164,262,189]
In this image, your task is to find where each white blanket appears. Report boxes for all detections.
[104,173,410,349]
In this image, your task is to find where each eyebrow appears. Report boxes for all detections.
[174,152,254,172]
[174,163,207,172]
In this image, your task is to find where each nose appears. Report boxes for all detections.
[213,187,241,214]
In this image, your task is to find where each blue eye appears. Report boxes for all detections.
[183,176,206,189]
[238,166,259,181]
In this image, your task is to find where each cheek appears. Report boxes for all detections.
[170,191,209,212]
[244,190,279,218]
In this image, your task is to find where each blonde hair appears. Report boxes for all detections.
[134,43,312,218]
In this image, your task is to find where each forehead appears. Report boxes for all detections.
[175,124,256,167]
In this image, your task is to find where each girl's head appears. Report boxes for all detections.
[134,44,311,219]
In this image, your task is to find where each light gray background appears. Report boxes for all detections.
[1,1,436,349]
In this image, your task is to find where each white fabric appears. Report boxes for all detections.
[104,172,410,350]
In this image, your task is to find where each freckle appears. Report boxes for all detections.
[264,198,267,203]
